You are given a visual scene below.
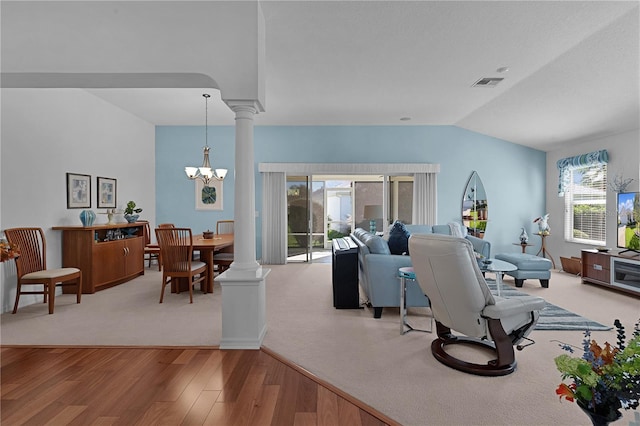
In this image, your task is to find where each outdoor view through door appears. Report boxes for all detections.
[286,175,413,262]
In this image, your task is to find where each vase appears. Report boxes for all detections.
[578,403,622,426]
[124,214,139,223]
[79,210,96,227]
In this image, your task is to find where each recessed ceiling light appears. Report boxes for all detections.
[496,67,509,73]
[400,117,411,121]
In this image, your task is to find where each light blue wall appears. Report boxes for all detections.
[156,125,547,258]
[156,126,236,232]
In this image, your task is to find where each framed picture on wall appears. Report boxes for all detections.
[97,176,117,208]
[66,172,91,209]
[195,179,223,211]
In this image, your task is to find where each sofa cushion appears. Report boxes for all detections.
[432,224,452,235]
[363,233,391,255]
[388,221,411,255]
[404,224,434,234]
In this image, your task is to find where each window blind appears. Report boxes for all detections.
[563,163,607,244]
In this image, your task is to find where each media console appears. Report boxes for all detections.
[581,249,640,297]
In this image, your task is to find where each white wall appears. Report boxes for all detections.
[545,129,640,263]
[0,89,155,313]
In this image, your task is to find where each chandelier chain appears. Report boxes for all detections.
[204,93,210,148]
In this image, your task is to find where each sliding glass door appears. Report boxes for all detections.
[287,176,310,262]
[286,174,414,262]
[325,182,353,248]
[287,176,327,262]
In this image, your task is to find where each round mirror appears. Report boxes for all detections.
[461,171,488,238]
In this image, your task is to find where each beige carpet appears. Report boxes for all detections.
[1,269,222,346]
[2,264,639,425]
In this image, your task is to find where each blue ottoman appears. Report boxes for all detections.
[494,253,552,288]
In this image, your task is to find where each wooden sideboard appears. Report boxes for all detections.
[52,223,144,293]
[581,249,640,297]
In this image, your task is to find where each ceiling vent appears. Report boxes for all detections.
[472,77,504,88]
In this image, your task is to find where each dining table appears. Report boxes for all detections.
[175,233,234,293]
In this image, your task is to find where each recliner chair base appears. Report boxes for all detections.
[431,320,517,376]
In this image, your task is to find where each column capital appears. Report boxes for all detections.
[224,100,262,116]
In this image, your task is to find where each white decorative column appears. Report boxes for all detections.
[218,100,269,350]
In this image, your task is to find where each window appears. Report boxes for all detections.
[563,163,607,244]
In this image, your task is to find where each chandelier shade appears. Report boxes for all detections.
[185,93,227,184]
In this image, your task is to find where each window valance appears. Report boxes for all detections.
[556,149,608,196]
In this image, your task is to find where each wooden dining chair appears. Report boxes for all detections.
[157,223,180,260]
[4,227,82,314]
[155,227,207,304]
[141,221,161,271]
[214,220,234,273]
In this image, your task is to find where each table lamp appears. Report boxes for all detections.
[363,205,383,234]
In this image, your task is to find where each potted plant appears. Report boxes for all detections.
[555,319,640,425]
[124,201,143,223]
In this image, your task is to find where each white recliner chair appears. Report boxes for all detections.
[409,233,545,376]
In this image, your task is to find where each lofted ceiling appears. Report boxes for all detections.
[79,1,639,152]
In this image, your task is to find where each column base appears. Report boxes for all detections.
[218,267,270,350]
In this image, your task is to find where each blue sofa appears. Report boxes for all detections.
[350,224,491,318]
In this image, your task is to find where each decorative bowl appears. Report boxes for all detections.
[203,231,214,239]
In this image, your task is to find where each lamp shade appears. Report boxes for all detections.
[215,169,228,180]
[363,205,383,219]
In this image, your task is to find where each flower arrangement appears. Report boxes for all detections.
[608,173,634,193]
[555,319,640,423]
[0,238,20,263]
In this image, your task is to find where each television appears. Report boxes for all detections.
[617,192,640,253]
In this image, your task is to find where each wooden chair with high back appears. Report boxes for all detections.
[141,221,161,271]
[4,227,82,314]
[158,223,179,260]
[155,227,207,304]
[214,220,234,273]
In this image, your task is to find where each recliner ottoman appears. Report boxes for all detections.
[494,253,552,288]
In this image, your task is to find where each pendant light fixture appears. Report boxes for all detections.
[185,93,227,184]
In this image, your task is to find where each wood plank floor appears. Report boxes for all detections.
[1,346,396,426]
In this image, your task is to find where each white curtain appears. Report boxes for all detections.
[412,172,437,224]
[261,172,287,264]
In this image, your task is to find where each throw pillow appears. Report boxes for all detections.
[388,221,410,255]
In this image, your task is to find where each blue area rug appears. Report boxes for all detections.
[486,280,612,331]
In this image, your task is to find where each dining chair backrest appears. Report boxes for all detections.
[216,220,234,235]
[5,227,47,276]
[140,220,152,245]
[155,227,195,273]
[158,223,175,229]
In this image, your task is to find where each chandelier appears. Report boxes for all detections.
[185,93,227,184]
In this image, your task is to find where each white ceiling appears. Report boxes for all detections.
[85,1,639,152]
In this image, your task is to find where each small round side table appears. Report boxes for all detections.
[512,242,533,253]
